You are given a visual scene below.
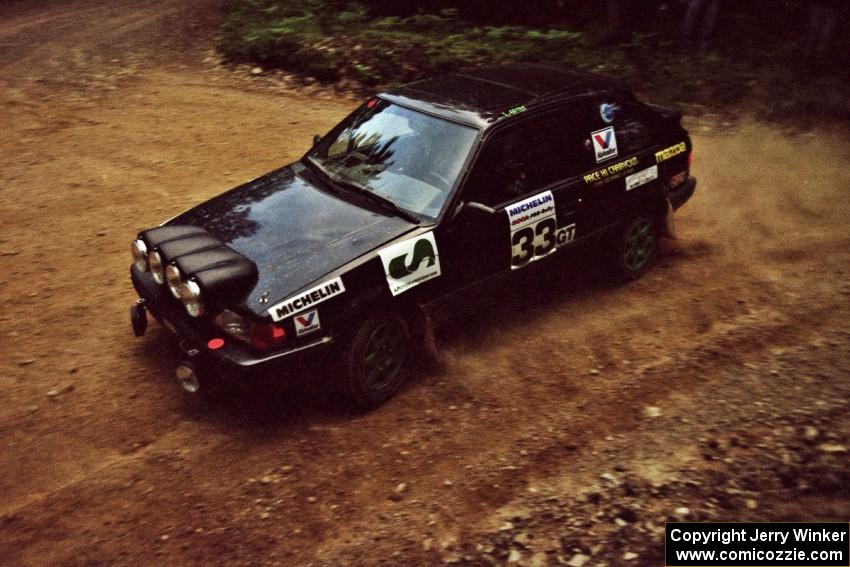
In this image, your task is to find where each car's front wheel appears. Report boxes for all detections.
[340,312,410,410]
[611,214,659,281]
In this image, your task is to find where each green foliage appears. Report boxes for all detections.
[218,0,850,125]
[219,0,591,86]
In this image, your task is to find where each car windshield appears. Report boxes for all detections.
[306,99,478,220]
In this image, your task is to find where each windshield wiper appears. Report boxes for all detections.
[304,157,342,194]
[337,177,422,225]
[307,157,420,225]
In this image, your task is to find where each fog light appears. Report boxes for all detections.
[175,363,200,393]
[214,309,253,343]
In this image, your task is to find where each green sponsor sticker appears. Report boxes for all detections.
[501,105,528,119]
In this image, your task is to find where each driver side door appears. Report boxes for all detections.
[441,106,589,289]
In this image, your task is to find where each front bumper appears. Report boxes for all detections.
[669,176,697,211]
[130,266,332,374]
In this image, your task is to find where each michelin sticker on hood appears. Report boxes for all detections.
[269,277,345,322]
[379,232,441,296]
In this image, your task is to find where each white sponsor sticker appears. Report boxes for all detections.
[506,190,558,270]
[591,126,618,162]
[269,277,345,322]
[625,165,659,191]
[293,309,321,337]
[506,190,555,231]
[379,232,441,296]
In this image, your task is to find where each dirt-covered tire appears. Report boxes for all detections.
[339,312,410,410]
[611,214,660,281]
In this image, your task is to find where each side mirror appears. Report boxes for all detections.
[451,201,466,221]
[452,200,496,222]
[466,201,497,214]
[312,134,322,146]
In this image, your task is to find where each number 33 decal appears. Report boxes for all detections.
[511,217,556,267]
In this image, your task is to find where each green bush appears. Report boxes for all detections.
[218,0,589,87]
[218,0,850,126]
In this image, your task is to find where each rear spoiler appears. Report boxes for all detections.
[647,103,682,124]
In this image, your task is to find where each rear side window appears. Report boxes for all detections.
[595,98,656,156]
[464,107,588,206]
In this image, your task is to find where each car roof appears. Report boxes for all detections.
[380,63,630,129]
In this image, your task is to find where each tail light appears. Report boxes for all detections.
[250,323,287,350]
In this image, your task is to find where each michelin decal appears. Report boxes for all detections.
[506,190,555,232]
[269,277,345,321]
[379,232,441,296]
[507,190,558,269]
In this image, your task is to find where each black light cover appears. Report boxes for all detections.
[139,225,258,313]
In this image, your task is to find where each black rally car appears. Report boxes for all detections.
[129,63,696,408]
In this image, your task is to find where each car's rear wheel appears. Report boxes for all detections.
[340,312,410,410]
[611,214,659,281]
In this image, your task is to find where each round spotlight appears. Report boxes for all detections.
[175,363,200,393]
[165,264,183,298]
[178,280,204,318]
[131,239,148,272]
[148,250,165,284]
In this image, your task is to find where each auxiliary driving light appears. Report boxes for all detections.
[131,239,148,272]
[165,264,183,298]
[148,250,165,284]
[178,280,204,318]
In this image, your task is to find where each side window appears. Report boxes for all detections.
[597,98,655,156]
[464,108,587,207]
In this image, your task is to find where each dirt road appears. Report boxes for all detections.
[1,1,849,565]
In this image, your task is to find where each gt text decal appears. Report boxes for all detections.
[294,309,321,337]
[556,223,577,247]
[269,277,345,321]
[625,165,659,191]
[379,232,441,296]
[591,126,618,162]
[584,156,639,185]
[655,141,686,162]
[507,190,557,270]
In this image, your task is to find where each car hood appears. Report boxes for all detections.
[170,164,416,316]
